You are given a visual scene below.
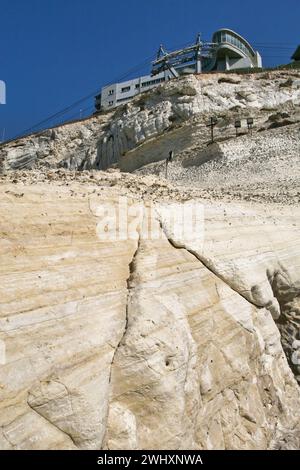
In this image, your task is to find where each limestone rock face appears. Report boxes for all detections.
[0,182,137,449]
[1,69,300,450]
[0,115,112,172]
[1,177,300,449]
[1,71,300,173]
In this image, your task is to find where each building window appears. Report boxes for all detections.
[117,97,131,103]
[121,86,131,93]
[141,77,165,88]
[108,101,114,106]
[135,84,140,89]
[108,90,114,95]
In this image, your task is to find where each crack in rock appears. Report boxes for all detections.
[26,397,78,448]
[108,236,141,385]
[157,216,262,309]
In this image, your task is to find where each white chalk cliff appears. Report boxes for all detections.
[0,70,300,450]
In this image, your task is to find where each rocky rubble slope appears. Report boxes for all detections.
[0,171,300,450]
[1,71,300,173]
[135,122,300,205]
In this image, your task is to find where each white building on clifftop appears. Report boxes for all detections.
[96,29,262,111]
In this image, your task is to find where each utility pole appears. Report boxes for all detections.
[165,150,174,179]
[247,117,254,135]
[195,33,202,74]
[207,117,218,144]
[235,119,241,137]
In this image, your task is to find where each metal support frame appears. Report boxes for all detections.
[247,117,254,135]
[234,119,241,137]
[152,35,216,77]
[207,117,218,144]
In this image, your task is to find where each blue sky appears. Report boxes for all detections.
[0,0,299,140]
